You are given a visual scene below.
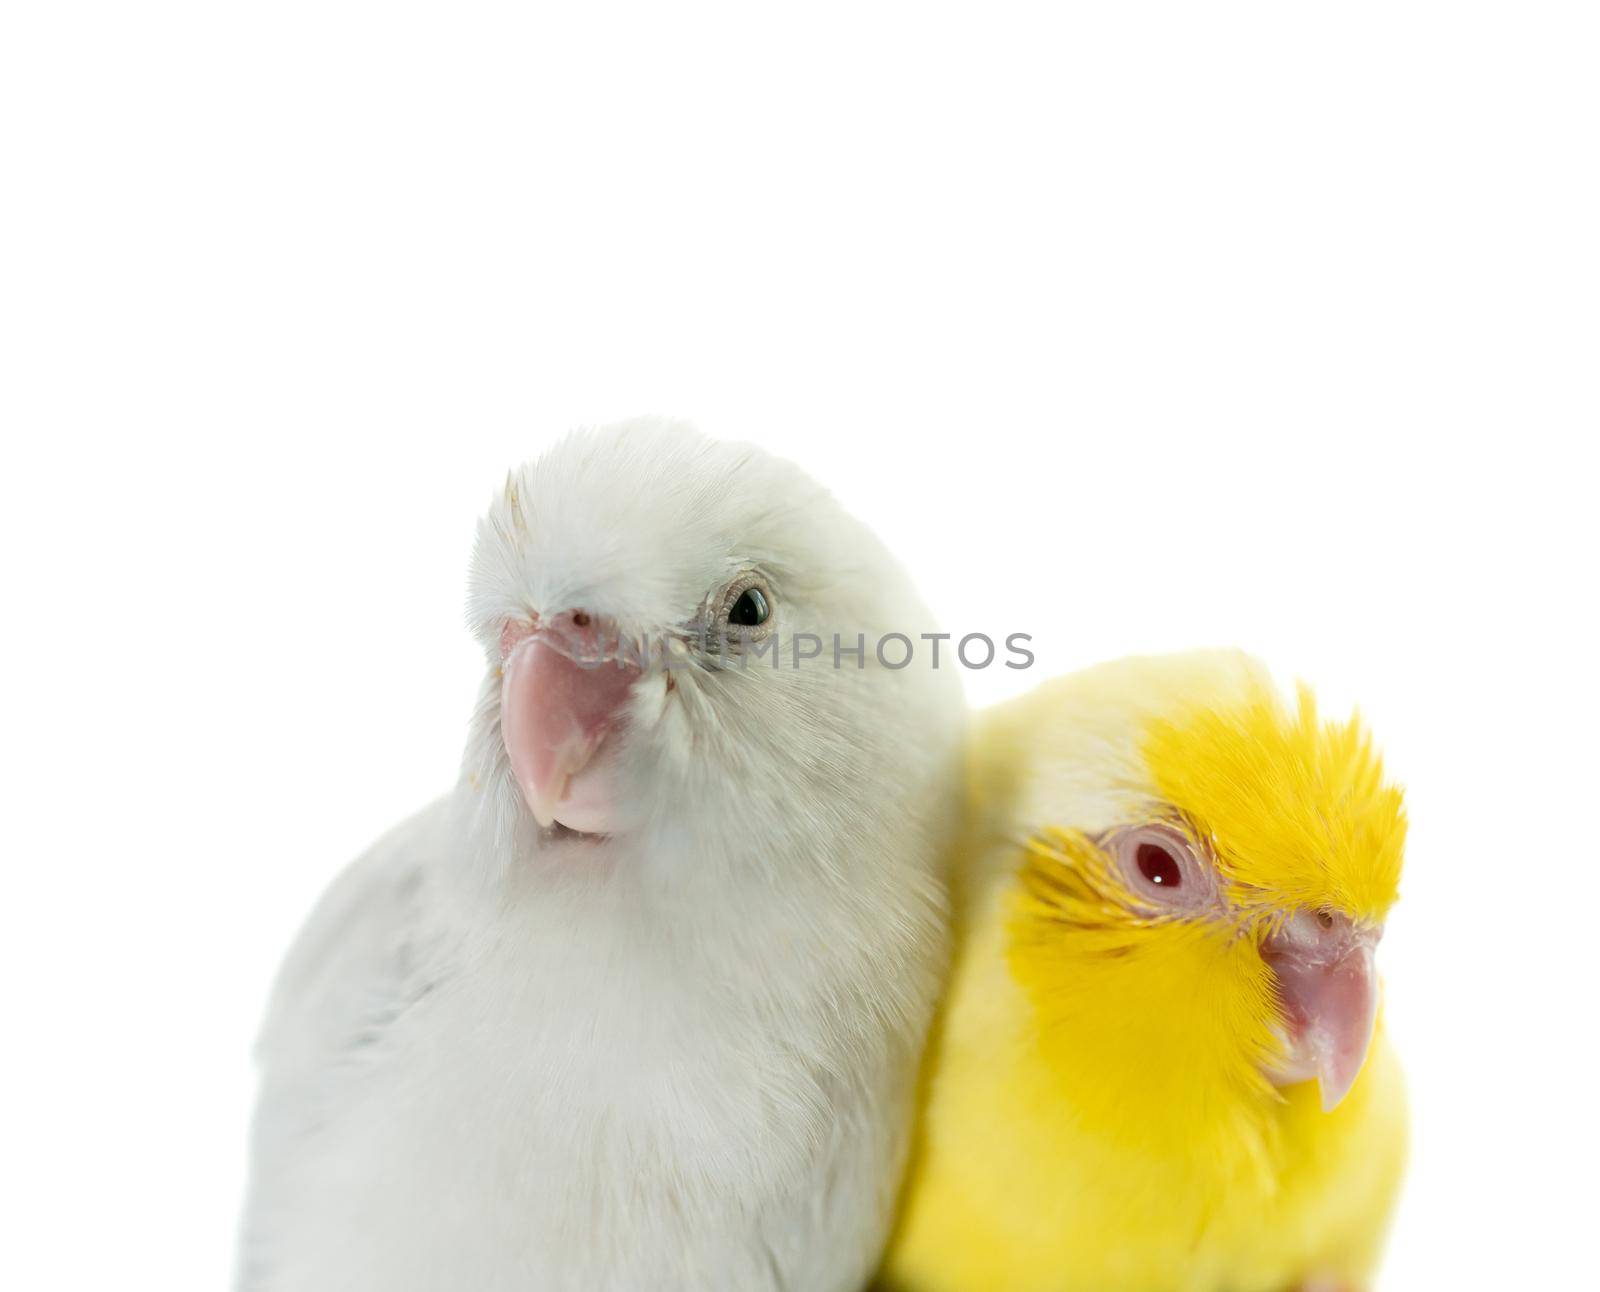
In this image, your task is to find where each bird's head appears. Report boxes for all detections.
[989,651,1404,1133]
[459,418,962,885]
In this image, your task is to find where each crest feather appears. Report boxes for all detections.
[1142,682,1406,921]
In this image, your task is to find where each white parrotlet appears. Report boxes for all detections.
[238,419,965,1292]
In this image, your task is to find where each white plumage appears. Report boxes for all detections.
[238,419,965,1291]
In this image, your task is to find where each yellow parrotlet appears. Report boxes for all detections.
[880,651,1407,1292]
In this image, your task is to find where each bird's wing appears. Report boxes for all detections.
[251,799,450,1100]
[238,802,457,1291]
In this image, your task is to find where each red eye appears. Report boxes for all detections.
[1136,842,1182,888]
[1103,822,1220,913]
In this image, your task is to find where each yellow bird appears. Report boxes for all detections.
[880,651,1407,1292]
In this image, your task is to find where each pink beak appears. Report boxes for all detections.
[1263,912,1382,1112]
[499,611,639,834]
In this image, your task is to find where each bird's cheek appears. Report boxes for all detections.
[499,627,640,834]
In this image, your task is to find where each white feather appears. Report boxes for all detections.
[238,419,966,1291]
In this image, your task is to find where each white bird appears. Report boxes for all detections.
[237,418,966,1292]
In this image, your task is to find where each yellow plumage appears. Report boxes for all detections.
[880,651,1408,1292]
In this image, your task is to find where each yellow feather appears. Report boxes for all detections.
[1144,681,1405,923]
[881,652,1408,1292]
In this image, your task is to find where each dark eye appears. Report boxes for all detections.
[1136,842,1182,888]
[727,586,770,627]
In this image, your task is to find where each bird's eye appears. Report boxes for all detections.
[728,586,770,627]
[1104,822,1219,913]
[1136,841,1182,888]
[726,578,774,630]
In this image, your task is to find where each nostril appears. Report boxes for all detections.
[571,610,592,628]
[1316,909,1335,931]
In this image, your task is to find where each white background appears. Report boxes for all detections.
[3,3,1595,1288]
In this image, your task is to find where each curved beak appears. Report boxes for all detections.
[499,611,639,834]
[1263,915,1382,1112]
